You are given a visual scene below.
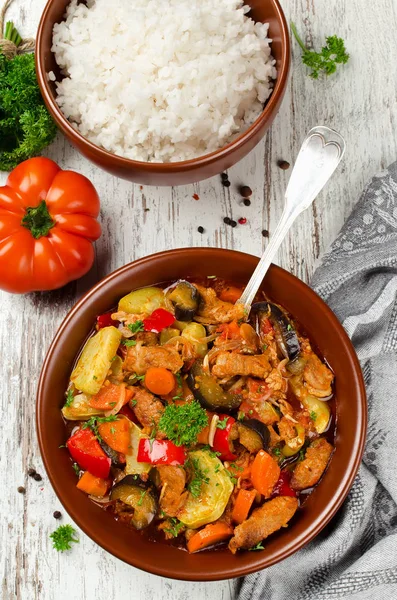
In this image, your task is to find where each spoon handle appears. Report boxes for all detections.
[237,126,346,312]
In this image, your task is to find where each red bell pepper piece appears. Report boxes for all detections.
[143,308,175,333]
[213,415,237,461]
[272,469,297,498]
[67,429,111,478]
[137,438,187,466]
[96,312,118,329]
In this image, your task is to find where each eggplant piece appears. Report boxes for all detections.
[238,419,270,452]
[166,281,200,321]
[251,302,300,362]
[187,360,241,412]
[100,441,125,468]
[110,475,157,530]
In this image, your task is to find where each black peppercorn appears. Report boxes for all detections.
[197,226,204,234]
[27,468,36,477]
[243,198,251,206]
[221,172,228,181]
[53,511,62,519]
[17,486,25,494]
[223,217,231,225]
[262,229,269,237]
[240,185,252,198]
[277,160,290,170]
[222,180,231,188]
[230,220,237,228]
[33,473,42,482]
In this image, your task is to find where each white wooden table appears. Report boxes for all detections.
[1,0,396,598]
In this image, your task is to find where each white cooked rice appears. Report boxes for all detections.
[51,0,276,163]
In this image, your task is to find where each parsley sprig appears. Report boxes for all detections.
[249,541,264,551]
[128,321,144,334]
[164,517,185,538]
[63,389,74,409]
[186,457,210,498]
[82,415,118,442]
[159,401,208,447]
[291,22,349,79]
[50,524,79,552]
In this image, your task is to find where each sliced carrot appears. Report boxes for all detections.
[144,367,175,396]
[219,286,243,304]
[98,418,131,454]
[187,522,234,553]
[89,382,133,411]
[232,489,256,524]
[251,450,280,498]
[76,471,109,497]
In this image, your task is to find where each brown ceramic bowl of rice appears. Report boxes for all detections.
[36,0,290,185]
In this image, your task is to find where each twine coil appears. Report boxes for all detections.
[0,0,35,59]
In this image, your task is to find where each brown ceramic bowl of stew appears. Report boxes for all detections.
[36,248,366,580]
[35,0,290,186]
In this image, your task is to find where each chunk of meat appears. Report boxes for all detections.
[124,344,183,375]
[194,284,245,324]
[157,465,187,517]
[135,331,159,346]
[265,368,286,392]
[212,352,271,379]
[303,353,334,397]
[228,496,299,553]
[291,438,333,490]
[131,387,165,437]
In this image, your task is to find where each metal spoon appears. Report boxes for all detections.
[236,125,346,314]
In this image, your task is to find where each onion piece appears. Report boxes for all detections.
[208,415,220,447]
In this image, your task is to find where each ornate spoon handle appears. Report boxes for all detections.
[237,126,346,313]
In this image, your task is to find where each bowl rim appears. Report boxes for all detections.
[35,0,290,171]
[36,248,367,581]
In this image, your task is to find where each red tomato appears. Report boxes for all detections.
[137,438,187,465]
[0,157,101,293]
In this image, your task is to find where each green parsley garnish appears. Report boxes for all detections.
[216,417,228,430]
[291,22,349,79]
[262,344,268,351]
[237,411,245,421]
[137,490,147,506]
[123,339,137,347]
[82,415,118,441]
[128,320,144,334]
[272,447,282,458]
[310,411,317,421]
[63,389,74,408]
[0,51,57,171]
[72,463,80,476]
[164,517,185,538]
[299,448,306,462]
[130,374,145,383]
[50,524,79,552]
[159,401,208,447]
[92,375,97,380]
[186,457,210,498]
[249,541,264,551]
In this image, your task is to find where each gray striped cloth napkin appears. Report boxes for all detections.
[239,161,397,600]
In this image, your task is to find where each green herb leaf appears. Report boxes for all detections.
[72,463,80,476]
[291,22,349,79]
[137,490,147,506]
[310,410,317,421]
[186,457,210,498]
[128,320,144,334]
[159,401,208,447]
[63,389,74,409]
[123,339,137,347]
[164,517,185,538]
[0,53,57,171]
[50,524,79,552]
[82,415,118,441]
[272,447,282,458]
[299,448,306,462]
[249,541,264,551]
[216,417,228,430]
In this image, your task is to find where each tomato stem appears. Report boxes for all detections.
[21,200,55,239]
